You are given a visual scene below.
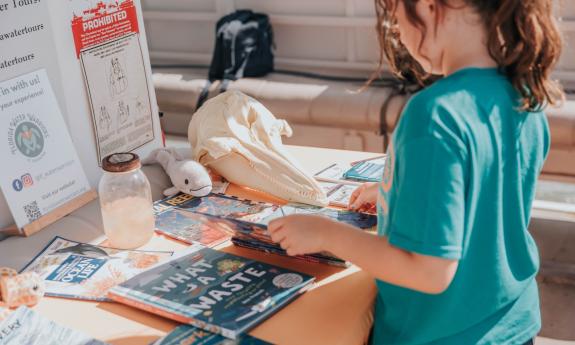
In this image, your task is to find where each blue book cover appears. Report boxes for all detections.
[151,324,272,345]
[19,236,173,301]
[109,245,314,339]
[343,161,385,182]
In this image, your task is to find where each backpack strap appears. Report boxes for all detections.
[195,80,212,111]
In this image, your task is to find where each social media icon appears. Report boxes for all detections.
[21,174,33,187]
[12,179,23,192]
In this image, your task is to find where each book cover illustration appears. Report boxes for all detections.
[154,193,279,246]
[0,306,108,345]
[151,324,271,345]
[155,208,231,247]
[19,236,173,301]
[343,160,386,182]
[155,193,276,223]
[109,246,314,339]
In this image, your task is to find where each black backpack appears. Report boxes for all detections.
[196,9,274,109]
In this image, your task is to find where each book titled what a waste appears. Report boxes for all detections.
[108,244,314,339]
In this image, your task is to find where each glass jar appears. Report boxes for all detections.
[98,153,154,249]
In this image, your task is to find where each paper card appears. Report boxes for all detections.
[80,33,154,163]
[0,69,91,229]
[326,184,358,208]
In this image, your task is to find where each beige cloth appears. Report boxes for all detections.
[188,90,328,206]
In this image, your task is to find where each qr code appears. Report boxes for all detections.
[23,201,42,222]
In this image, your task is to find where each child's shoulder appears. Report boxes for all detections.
[402,69,511,127]
[397,70,507,150]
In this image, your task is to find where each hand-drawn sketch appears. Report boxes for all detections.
[98,105,112,132]
[80,34,155,163]
[108,57,128,97]
[135,98,146,119]
[117,100,130,125]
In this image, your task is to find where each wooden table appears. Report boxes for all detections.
[2,145,379,345]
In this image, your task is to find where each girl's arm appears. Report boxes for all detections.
[268,215,458,294]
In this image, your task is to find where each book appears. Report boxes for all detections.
[155,207,231,248]
[19,236,173,301]
[153,193,275,246]
[314,156,387,185]
[343,160,385,182]
[109,245,315,339]
[151,324,271,345]
[153,193,376,266]
[314,163,360,186]
[0,306,108,345]
[231,238,346,267]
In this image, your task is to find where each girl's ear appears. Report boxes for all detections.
[420,0,436,15]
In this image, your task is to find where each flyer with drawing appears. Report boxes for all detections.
[70,0,154,163]
[0,69,91,229]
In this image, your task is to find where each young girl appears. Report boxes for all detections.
[268,0,564,344]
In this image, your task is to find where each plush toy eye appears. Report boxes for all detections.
[185,179,189,185]
[32,284,39,291]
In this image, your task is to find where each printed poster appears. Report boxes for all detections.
[70,0,154,163]
[0,69,91,229]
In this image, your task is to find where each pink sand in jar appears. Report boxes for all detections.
[101,196,154,249]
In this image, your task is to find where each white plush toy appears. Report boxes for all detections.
[144,147,212,197]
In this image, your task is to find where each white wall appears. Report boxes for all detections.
[142,0,575,83]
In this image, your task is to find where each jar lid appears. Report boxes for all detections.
[102,152,141,173]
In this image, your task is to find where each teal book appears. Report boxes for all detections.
[151,324,272,345]
[109,245,314,339]
[343,161,385,182]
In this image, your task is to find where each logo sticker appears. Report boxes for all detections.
[8,113,49,161]
[21,173,33,187]
[12,179,23,192]
[272,273,304,289]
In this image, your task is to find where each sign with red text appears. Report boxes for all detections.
[69,0,154,163]
[70,0,139,58]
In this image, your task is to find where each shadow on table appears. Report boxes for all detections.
[96,301,177,333]
[105,335,160,345]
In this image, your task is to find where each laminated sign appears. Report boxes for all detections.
[0,69,93,235]
[70,0,154,163]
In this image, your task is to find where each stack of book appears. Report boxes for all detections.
[153,193,377,267]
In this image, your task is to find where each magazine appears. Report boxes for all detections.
[0,306,108,345]
[19,236,173,301]
[151,324,271,345]
[109,245,314,339]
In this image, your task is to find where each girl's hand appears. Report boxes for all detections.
[268,215,334,256]
[348,182,379,212]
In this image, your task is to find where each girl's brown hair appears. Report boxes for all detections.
[373,0,565,111]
